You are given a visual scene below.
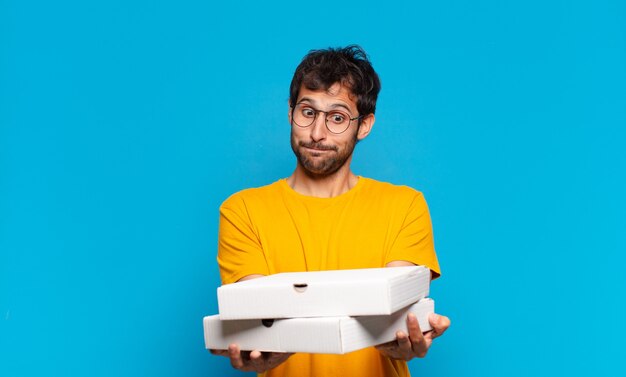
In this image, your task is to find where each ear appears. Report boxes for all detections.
[287,102,293,124]
[356,113,375,141]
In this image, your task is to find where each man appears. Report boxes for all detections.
[212,45,450,377]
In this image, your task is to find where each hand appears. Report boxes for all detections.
[375,312,450,361]
[210,344,294,373]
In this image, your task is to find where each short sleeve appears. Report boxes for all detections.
[217,194,270,284]
[385,192,441,279]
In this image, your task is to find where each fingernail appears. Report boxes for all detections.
[429,313,440,321]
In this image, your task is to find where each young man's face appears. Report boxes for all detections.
[289,82,373,177]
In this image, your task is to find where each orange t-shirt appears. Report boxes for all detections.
[217,177,440,377]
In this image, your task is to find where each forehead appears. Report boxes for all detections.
[297,83,358,112]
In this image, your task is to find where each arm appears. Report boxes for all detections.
[211,197,293,372]
[384,192,441,278]
[217,197,270,285]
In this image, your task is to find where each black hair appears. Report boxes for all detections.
[289,45,381,116]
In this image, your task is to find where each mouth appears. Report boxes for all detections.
[300,142,337,153]
[304,146,331,153]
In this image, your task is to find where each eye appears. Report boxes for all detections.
[300,107,316,118]
[328,112,347,124]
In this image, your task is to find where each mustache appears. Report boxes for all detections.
[299,141,338,152]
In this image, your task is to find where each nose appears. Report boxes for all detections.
[309,112,327,142]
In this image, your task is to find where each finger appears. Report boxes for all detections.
[228,344,245,370]
[396,331,413,359]
[428,313,451,340]
[407,313,428,357]
[249,350,264,372]
[210,349,229,356]
[406,312,423,339]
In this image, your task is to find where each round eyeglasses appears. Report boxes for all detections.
[291,103,363,134]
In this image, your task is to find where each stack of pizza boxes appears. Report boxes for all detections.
[203,266,435,354]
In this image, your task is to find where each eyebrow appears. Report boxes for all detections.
[297,97,354,114]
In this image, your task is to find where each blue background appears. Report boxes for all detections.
[1,0,625,376]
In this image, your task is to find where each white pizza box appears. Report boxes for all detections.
[217,266,430,320]
[204,298,434,354]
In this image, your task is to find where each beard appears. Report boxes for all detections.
[290,130,358,177]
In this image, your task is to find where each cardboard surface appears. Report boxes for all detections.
[204,298,435,354]
[217,266,430,319]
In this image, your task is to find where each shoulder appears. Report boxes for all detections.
[358,178,429,215]
[220,180,285,211]
[359,177,425,201]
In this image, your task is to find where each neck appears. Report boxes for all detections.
[287,163,358,198]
